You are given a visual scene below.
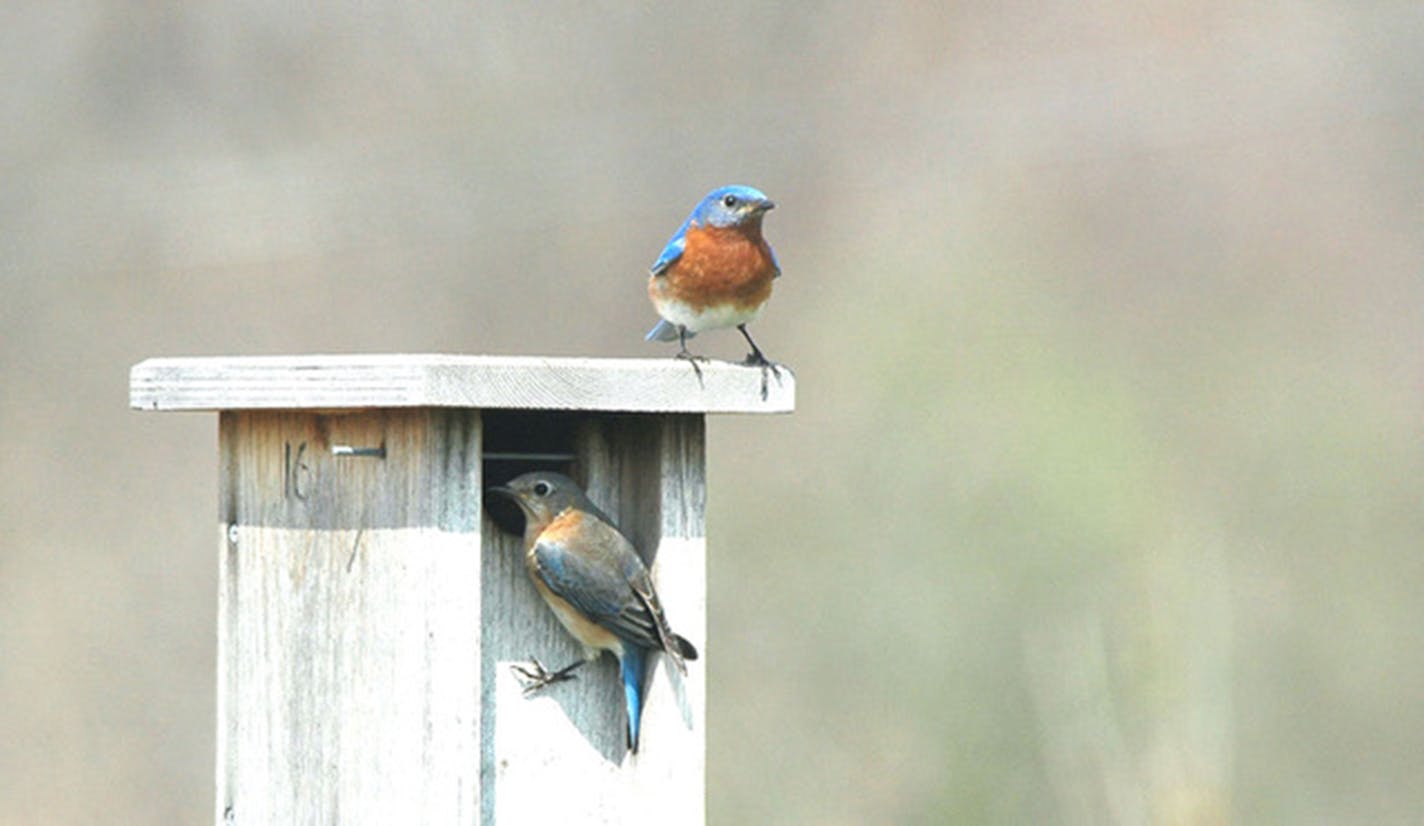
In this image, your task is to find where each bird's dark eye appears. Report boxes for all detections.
[722,194,738,208]
[533,481,551,497]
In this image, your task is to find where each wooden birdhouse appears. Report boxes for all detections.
[129,354,794,825]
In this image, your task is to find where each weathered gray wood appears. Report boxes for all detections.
[213,408,708,825]
[480,414,706,825]
[218,409,482,824]
[131,354,794,413]
[132,354,777,824]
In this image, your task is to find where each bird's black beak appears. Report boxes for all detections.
[757,199,776,212]
[486,484,516,501]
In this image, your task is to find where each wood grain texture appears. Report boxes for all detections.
[214,407,707,824]
[217,409,482,824]
[131,354,794,414]
[481,414,706,825]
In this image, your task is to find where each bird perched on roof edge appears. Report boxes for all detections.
[487,471,698,753]
[645,185,783,397]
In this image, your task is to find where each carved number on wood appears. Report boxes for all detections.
[284,441,309,501]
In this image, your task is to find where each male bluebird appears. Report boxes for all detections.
[487,471,698,753]
[645,185,782,395]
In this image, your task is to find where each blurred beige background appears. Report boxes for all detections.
[4,2,1422,823]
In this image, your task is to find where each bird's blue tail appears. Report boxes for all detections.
[620,647,647,753]
[645,318,690,342]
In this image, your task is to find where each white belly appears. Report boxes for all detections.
[655,296,765,334]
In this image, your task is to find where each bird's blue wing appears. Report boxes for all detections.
[533,527,663,651]
[649,220,689,277]
[768,242,782,278]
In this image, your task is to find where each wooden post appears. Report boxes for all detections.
[129,355,793,826]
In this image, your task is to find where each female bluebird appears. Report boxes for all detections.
[487,471,698,753]
[645,185,782,394]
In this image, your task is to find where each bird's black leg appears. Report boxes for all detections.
[737,324,782,399]
[510,656,586,696]
[674,327,706,386]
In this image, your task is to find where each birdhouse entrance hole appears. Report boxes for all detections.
[481,410,579,536]
[480,410,702,567]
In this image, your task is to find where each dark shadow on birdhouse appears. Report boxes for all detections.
[481,409,579,536]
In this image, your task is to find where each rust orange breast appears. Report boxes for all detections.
[659,225,777,311]
[539,508,586,545]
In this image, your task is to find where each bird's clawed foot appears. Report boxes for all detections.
[510,657,584,696]
[741,350,783,401]
[675,346,708,387]
[736,324,782,400]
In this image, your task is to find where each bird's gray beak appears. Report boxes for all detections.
[485,483,529,514]
[757,199,776,212]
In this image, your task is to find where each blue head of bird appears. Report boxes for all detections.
[691,185,775,229]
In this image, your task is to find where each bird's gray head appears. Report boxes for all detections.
[487,471,595,530]
[691,185,775,229]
